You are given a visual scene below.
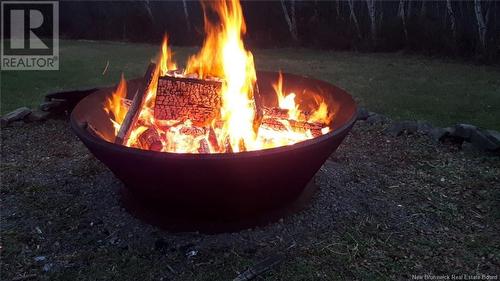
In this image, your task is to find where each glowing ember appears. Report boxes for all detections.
[104,0,334,154]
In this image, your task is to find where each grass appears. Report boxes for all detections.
[1,39,499,129]
[2,118,499,280]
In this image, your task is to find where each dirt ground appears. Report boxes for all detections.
[1,119,499,280]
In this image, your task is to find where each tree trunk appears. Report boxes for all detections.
[485,0,492,26]
[347,0,362,39]
[407,0,412,19]
[474,0,487,51]
[446,0,457,41]
[398,0,408,43]
[182,0,191,31]
[290,0,297,38]
[336,0,340,18]
[280,0,298,42]
[366,0,377,45]
[420,0,426,19]
[142,0,154,24]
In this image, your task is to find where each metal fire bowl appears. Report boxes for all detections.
[70,71,357,228]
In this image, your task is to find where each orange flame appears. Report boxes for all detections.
[124,35,177,147]
[273,72,300,120]
[104,74,127,136]
[185,0,257,152]
[160,35,177,76]
[104,0,334,154]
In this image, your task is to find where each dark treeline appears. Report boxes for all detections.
[60,1,500,62]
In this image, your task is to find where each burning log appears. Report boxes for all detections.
[262,106,315,122]
[179,125,206,137]
[208,126,220,152]
[224,137,233,153]
[261,106,326,137]
[137,128,162,151]
[154,76,222,126]
[238,139,247,152]
[198,139,210,153]
[261,118,324,137]
[115,63,157,145]
[155,72,264,137]
[262,106,289,120]
[252,84,264,135]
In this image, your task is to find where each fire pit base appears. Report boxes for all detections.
[119,180,318,233]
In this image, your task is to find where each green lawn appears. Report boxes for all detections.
[1,40,499,129]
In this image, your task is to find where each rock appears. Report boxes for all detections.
[484,130,500,147]
[24,110,51,122]
[430,127,454,142]
[453,123,477,141]
[43,263,53,272]
[356,107,370,121]
[34,256,46,262]
[1,107,31,126]
[385,122,404,137]
[461,141,483,153]
[366,114,388,125]
[403,120,418,134]
[470,130,500,151]
[417,120,434,135]
[185,249,198,258]
[45,88,98,112]
[39,99,66,113]
[384,121,418,137]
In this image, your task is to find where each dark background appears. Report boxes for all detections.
[56,0,499,62]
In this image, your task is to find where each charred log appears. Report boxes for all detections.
[179,125,206,137]
[115,63,157,145]
[261,118,324,137]
[208,126,220,152]
[137,128,162,151]
[198,139,210,153]
[252,83,264,135]
[261,106,325,137]
[224,137,233,153]
[155,76,222,126]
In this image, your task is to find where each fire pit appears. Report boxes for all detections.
[71,71,356,227]
[70,0,357,231]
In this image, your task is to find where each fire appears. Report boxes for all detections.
[160,36,177,76]
[104,74,127,136]
[273,72,300,120]
[185,0,257,152]
[104,0,333,154]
